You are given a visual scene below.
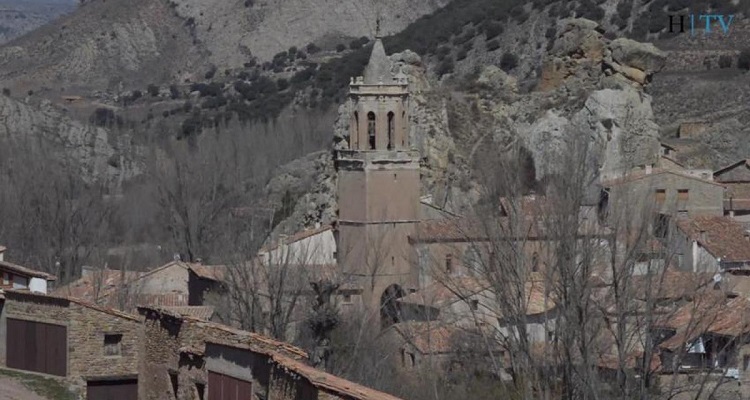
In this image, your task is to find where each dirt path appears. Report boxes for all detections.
[0,376,49,400]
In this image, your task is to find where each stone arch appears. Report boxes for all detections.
[367,112,376,150]
[380,284,405,329]
[401,110,407,147]
[387,111,395,150]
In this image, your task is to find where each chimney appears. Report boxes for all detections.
[314,222,321,229]
[0,245,6,262]
[645,164,653,174]
[699,230,707,242]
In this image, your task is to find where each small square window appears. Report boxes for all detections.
[343,294,352,303]
[470,299,479,311]
[104,334,122,356]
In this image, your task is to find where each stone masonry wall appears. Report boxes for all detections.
[3,295,141,394]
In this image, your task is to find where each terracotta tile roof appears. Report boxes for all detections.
[133,293,189,307]
[188,264,227,281]
[161,306,215,321]
[714,159,750,181]
[260,225,333,253]
[207,339,402,400]
[5,289,141,322]
[655,294,750,351]
[52,268,142,301]
[630,269,714,301]
[0,260,56,281]
[138,305,308,359]
[411,216,608,243]
[600,168,724,188]
[397,276,490,308]
[391,321,460,354]
[676,216,750,262]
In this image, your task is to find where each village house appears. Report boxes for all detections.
[203,340,402,400]
[137,306,402,400]
[600,168,724,232]
[0,290,143,399]
[0,246,56,295]
[258,224,337,266]
[714,159,750,225]
[54,260,226,313]
[675,215,750,273]
[380,321,462,371]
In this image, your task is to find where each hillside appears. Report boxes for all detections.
[0,0,76,45]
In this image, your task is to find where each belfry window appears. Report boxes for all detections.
[353,111,359,149]
[387,111,395,150]
[367,112,376,150]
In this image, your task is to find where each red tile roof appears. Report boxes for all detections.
[206,339,402,400]
[189,264,227,281]
[161,306,215,321]
[676,216,750,262]
[600,168,724,188]
[410,216,608,243]
[0,260,56,280]
[5,289,141,322]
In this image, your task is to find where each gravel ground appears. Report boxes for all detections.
[0,376,49,400]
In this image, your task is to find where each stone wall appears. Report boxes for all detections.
[2,293,142,392]
[138,308,308,400]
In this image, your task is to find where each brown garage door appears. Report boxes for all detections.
[208,371,252,400]
[86,379,138,400]
[6,318,67,376]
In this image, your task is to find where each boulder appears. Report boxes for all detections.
[391,50,421,66]
[477,65,518,94]
[608,38,667,74]
[551,18,605,61]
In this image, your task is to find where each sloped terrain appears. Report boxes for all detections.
[0,0,76,45]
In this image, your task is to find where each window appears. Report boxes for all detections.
[654,213,670,239]
[655,189,666,205]
[744,355,750,371]
[409,352,416,367]
[352,111,359,149]
[367,112,376,150]
[678,189,689,211]
[387,111,394,150]
[1,272,9,286]
[445,254,453,274]
[104,334,122,356]
[343,293,352,303]
[470,299,479,311]
[531,253,539,272]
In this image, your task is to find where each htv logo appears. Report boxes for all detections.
[668,14,735,36]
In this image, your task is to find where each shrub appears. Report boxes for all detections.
[718,55,733,68]
[90,107,123,127]
[545,27,556,40]
[169,84,180,99]
[336,43,346,52]
[616,0,632,20]
[739,49,750,70]
[277,78,289,91]
[204,65,217,80]
[456,48,469,61]
[306,43,320,54]
[483,21,503,39]
[500,52,518,72]
[349,36,369,50]
[436,57,455,76]
[486,39,500,51]
[147,84,159,97]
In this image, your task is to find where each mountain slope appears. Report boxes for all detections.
[0,0,76,45]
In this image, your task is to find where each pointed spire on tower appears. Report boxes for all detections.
[363,16,393,85]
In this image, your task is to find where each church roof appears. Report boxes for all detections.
[362,38,393,85]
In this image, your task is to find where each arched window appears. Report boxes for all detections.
[531,253,539,272]
[401,110,406,147]
[352,111,359,149]
[445,254,453,274]
[387,111,395,150]
[367,112,376,150]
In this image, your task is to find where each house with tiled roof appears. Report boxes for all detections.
[53,261,227,312]
[675,215,750,272]
[0,290,143,399]
[0,246,56,296]
[714,159,750,225]
[600,167,724,229]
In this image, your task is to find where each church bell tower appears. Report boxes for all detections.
[334,31,421,325]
